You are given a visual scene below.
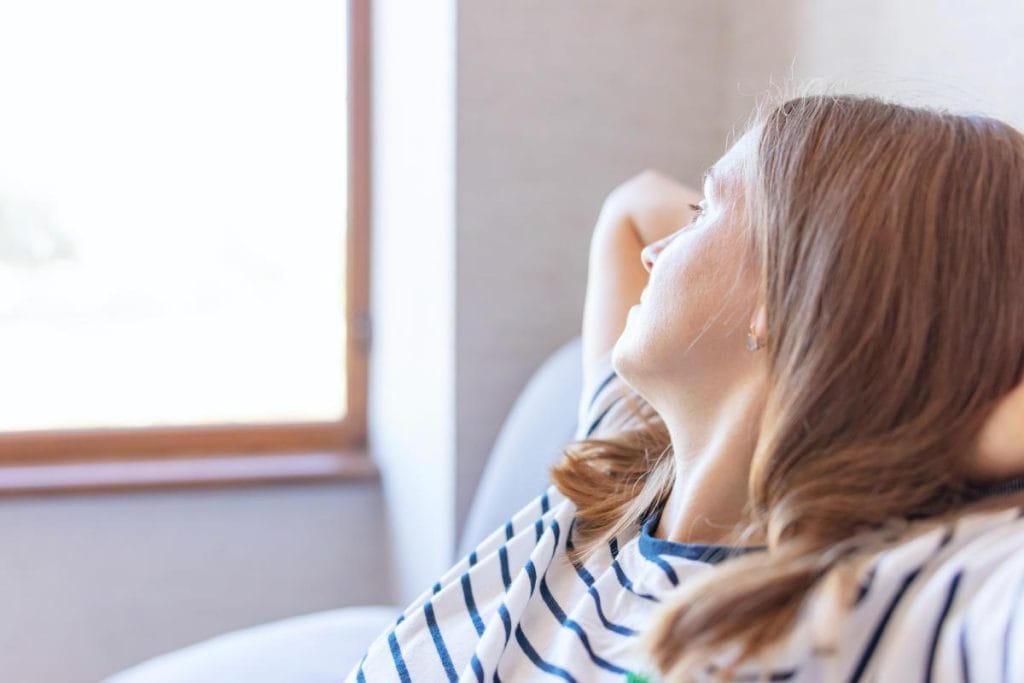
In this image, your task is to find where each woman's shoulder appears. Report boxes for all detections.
[854,500,1024,613]
[714,501,1024,682]
[861,497,1024,587]
[773,500,1024,681]
[863,501,1024,678]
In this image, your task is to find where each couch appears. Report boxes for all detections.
[105,335,585,682]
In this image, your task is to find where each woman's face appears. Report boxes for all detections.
[612,128,764,405]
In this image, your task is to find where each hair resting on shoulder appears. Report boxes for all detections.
[549,82,1024,682]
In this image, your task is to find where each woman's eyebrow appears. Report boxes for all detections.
[702,167,716,198]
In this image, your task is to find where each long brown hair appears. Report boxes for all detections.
[549,84,1024,680]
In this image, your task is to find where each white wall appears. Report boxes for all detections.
[0,481,392,683]
[721,0,1024,128]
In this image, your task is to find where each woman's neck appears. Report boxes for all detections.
[654,375,768,547]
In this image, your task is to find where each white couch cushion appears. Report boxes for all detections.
[104,605,400,683]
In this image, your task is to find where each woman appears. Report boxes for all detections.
[347,90,1024,682]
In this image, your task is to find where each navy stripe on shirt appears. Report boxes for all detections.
[565,519,639,637]
[588,369,618,410]
[388,628,412,683]
[355,653,367,683]
[549,519,562,556]
[959,620,972,683]
[461,572,486,636]
[647,554,680,586]
[635,526,679,585]
[424,600,459,682]
[848,566,924,683]
[637,511,767,567]
[515,623,579,683]
[470,652,485,683]
[855,564,877,606]
[499,545,513,590]
[936,526,955,550]
[497,602,512,644]
[610,558,659,602]
[585,585,639,637]
[525,559,538,594]
[538,573,630,675]
[925,570,962,683]
[585,397,623,438]
[851,524,954,683]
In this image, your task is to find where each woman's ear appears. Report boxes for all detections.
[751,303,768,342]
[973,375,1024,481]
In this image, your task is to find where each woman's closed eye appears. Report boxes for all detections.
[685,202,704,225]
[654,203,705,259]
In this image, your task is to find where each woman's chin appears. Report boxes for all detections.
[610,337,643,382]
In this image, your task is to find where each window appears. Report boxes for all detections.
[0,0,372,491]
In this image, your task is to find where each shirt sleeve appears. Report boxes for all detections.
[574,348,661,441]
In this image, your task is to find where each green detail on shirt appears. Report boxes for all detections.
[625,672,655,683]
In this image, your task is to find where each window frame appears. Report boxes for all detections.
[0,0,374,493]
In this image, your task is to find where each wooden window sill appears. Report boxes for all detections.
[0,449,378,497]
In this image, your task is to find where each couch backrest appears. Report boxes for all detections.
[456,336,582,559]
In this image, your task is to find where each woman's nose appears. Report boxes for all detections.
[641,236,671,273]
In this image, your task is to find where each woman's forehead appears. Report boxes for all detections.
[706,128,759,207]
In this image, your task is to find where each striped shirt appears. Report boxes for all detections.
[346,352,1024,682]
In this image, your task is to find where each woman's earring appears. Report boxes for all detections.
[745,325,765,352]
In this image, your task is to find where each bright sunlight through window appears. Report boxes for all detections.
[0,0,349,432]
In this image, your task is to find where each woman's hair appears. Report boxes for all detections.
[549,84,1024,681]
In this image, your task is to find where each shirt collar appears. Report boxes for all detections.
[638,507,767,566]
